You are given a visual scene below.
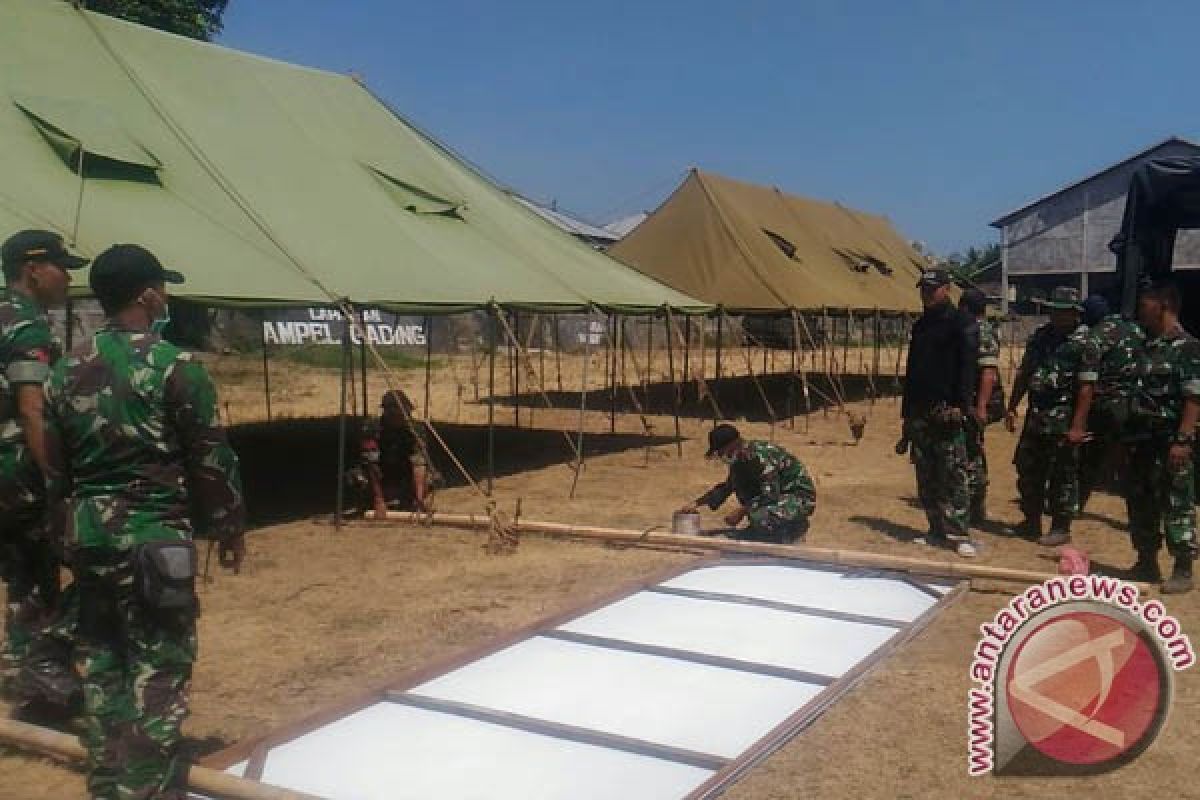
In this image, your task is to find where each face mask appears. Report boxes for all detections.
[718,452,737,466]
[144,289,170,335]
[150,309,171,336]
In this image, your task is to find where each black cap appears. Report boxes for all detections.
[1,230,88,270]
[705,423,741,457]
[959,288,988,314]
[381,389,414,411]
[916,269,953,289]
[89,244,184,309]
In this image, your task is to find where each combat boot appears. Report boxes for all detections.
[1038,516,1072,547]
[1162,555,1194,595]
[969,497,987,526]
[1129,551,1162,583]
[1011,516,1041,541]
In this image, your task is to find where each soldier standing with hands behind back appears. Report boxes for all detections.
[899,269,978,558]
[43,244,245,800]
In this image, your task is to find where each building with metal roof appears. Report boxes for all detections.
[990,136,1200,312]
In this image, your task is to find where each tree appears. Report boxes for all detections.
[81,0,229,41]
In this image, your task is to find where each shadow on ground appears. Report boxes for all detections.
[485,371,903,423]
[229,416,675,526]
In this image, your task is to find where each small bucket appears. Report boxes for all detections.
[672,511,702,536]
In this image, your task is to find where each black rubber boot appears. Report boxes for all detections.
[969,497,986,526]
[1162,555,1194,595]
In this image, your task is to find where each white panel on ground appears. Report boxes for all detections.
[255,702,712,800]
[412,635,824,757]
[559,590,897,677]
[659,564,941,622]
[221,562,957,799]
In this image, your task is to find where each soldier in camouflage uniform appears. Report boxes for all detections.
[1072,296,1145,511]
[899,269,978,558]
[0,230,86,695]
[1125,281,1199,593]
[43,245,245,799]
[1005,287,1087,546]
[680,423,815,543]
[959,289,1002,525]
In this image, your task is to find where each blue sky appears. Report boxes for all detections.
[220,1,1197,255]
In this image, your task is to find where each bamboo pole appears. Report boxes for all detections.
[381,512,1078,586]
[0,717,324,800]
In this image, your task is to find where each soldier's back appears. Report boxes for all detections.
[47,328,196,550]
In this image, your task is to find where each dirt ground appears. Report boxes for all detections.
[1,351,1197,799]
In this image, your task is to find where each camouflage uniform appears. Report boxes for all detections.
[696,440,816,543]
[1014,323,1087,527]
[1126,325,1200,561]
[44,326,244,800]
[964,317,1001,516]
[1077,314,1145,506]
[345,417,430,513]
[0,289,60,680]
[908,413,970,538]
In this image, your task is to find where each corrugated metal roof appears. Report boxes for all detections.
[990,136,1200,228]
[510,194,619,242]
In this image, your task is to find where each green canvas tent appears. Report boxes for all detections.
[608,169,929,313]
[0,0,707,313]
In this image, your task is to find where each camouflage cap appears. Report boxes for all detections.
[1041,286,1082,311]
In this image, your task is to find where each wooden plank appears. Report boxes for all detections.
[644,585,907,629]
[386,691,729,772]
[540,629,835,687]
[386,511,1082,586]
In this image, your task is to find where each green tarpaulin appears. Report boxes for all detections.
[0,0,707,313]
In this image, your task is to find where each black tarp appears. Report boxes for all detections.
[1111,157,1200,316]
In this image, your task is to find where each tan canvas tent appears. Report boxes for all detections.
[608,169,928,313]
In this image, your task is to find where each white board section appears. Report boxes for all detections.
[215,561,955,800]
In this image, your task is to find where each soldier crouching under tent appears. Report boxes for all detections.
[344,389,436,518]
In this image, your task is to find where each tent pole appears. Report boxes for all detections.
[553,313,563,394]
[511,310,520,428]
[359,311,368,418]
[698,315,707,408]
[609,313,618,434]
[682,314,691,409]
[335,310,350,531]
[423,314,433,421]
[569,310,593,499]
[664,308,682,458]
[787,312,797,429]
[644,314,653,414]
[260,310,272,422]
[487,306,497,495]
[714,310,723,426]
